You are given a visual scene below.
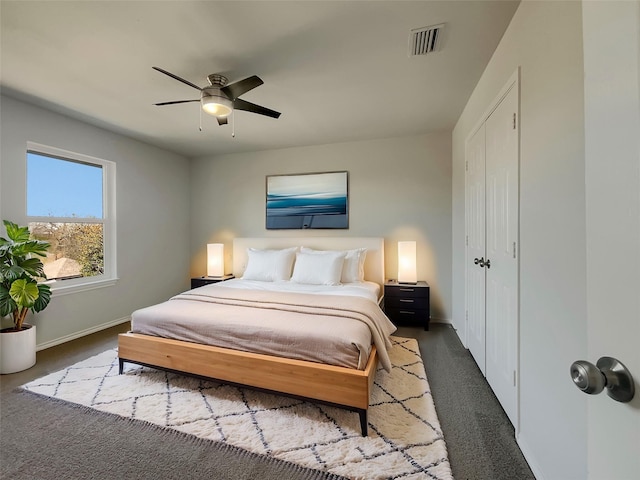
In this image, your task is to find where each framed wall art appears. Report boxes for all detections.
[266,171,348,229]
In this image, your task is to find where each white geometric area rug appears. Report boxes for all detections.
[22,336,453,480]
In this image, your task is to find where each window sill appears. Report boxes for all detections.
[47,277,119,297]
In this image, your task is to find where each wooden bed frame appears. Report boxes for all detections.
[118,237,385,436]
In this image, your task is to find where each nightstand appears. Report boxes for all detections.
[190,274,234,289]
[384,280,431,331]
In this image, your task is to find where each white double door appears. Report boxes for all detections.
[466,81,519,426]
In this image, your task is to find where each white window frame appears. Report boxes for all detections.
[26,141,117,296]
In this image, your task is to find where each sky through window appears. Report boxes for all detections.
[27,152,103,218]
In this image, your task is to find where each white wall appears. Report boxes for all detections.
[452,1,588,479]
[0,95,191,347]
[190,133,453,321]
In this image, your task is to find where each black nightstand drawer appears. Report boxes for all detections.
[385,296,429,310]
[385,285,427,299]
[385,308,429,324]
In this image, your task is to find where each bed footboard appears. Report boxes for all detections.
[118,332,377,435]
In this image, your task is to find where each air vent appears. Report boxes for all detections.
[409,24,444,56]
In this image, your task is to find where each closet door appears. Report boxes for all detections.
[465,77,519,428]
[466,124,487,373]
[485,85,519,426]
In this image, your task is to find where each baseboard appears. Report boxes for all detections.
[516,433,544,480]
[430,317,451,324]
[36,316,131,351]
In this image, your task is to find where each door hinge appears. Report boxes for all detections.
[513,241,516,259]
[465,160,468,172]
[466,235,469,246]
[466,310,468,322]
[513,370,517,387]
[513,113,517,130]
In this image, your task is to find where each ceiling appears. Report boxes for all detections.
[0,1,519,159]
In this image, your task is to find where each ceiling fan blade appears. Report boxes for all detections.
[221,75,264,100]
[217,116,228,126]
[154,99,200,106]
[152,67,202,91]
[234,98,281,119]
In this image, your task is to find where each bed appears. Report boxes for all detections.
[118,237,394,435]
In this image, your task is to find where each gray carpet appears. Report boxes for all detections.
[1,389,345,480]
[396,324,535,480]
[1,324,534,480]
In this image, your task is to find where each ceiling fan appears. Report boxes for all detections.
[152,66,281,125]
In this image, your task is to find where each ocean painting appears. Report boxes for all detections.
[266,171,348,229]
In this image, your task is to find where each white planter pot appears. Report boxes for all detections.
[0,324,36,374]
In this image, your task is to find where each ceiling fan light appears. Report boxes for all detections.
[201,95,232,117]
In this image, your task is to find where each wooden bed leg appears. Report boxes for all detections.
[359,409,368,436]
[118,358,124,375]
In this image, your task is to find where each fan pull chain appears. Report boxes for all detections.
[232,112,235,138]
[199,107,202,132]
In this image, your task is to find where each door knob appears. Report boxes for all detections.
[570,357,635,403]
[485,258,491,269]
[474,257,485,267]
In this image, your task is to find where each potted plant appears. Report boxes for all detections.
[0,220,52,374]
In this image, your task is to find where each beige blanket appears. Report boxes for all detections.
[131,284,396,371]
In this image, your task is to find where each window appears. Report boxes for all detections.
[26,142,116,294]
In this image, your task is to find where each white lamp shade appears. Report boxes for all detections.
[398,241,417,284]
[207,243,225,277]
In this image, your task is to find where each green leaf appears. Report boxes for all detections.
[33,284,51,313]
[9,279,39,309]
[0,264,24,282]
[12,240,50,258]
[18,257,46,278]
[0,285,17,317]
[4,221,30,243]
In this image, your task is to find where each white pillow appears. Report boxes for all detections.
[342,247,367,283]
[242,247,297,282]
[290,250,346,286]
[300,247,367,283]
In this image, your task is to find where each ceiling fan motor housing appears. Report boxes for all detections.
[207,74,228,87]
